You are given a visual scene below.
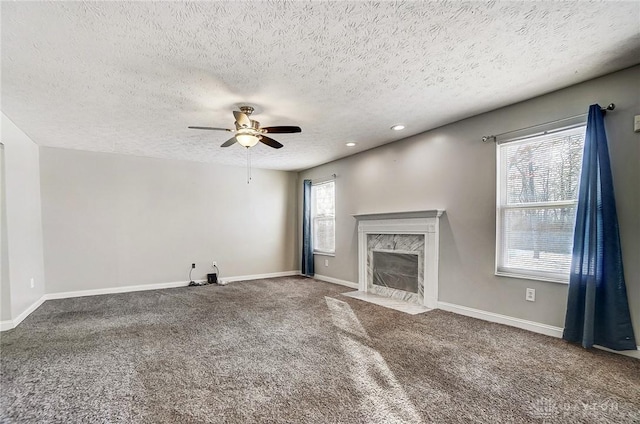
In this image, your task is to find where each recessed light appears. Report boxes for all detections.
[391,124,405,131]
[346,142,357,147]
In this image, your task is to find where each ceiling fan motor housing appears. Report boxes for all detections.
[235,119,261,131]
[239,106,254,116]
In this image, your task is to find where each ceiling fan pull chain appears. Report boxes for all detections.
[246,147,252,184]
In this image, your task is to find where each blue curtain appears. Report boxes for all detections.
[302,180,314,277]
[563,104,636,350]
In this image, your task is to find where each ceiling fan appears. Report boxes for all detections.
[188,106,301,149]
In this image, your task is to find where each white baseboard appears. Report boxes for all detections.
[0,295,47,332]
[437,301,564,338]
[437,301,639,359]
[45,280,198,300]
[593,344,640,359]
[222,270,300,283]
[312,274,359,289]
[44,270,301,300]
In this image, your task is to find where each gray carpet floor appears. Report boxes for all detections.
[1,276,639,423]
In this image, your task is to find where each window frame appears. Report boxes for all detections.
[495,123,586,284]
[311,179,336,256]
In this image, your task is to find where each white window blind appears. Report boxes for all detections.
[496,125,585,282]
[312,180,335,254]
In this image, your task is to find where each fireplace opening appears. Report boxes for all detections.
[372,250,419,294]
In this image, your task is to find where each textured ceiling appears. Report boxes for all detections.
[2,1,639,171]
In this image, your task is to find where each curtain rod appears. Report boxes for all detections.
[482,103,615,143]
[311,173,336,183]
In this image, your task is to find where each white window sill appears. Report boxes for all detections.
[495,270,569,285]
[314,251,335,257]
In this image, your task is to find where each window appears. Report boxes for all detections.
[496,125,585,283]
[312,180,335,254]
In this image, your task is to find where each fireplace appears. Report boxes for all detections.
[354,210,443,309]
[372,250,419,293]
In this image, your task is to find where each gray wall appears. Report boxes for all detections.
[40,148,298,294]
[0,113,46,321]
[299,66,639,330]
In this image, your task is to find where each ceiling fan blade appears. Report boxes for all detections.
[221,136,238,147]
[188,126,232,131]
[259,135,283,149]
[261,126,302,134]
[233,111,251,128]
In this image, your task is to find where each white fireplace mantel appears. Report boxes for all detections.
[353,210,444,221]
[353,210,444,309]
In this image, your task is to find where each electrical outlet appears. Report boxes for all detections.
[30,278,35,289]
[191,263,196,269]
[212,261,217,267]
[526,288,535,302]
[324,259,329,267]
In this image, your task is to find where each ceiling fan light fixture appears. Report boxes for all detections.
[391,124,405,131]
[236,133,259,147]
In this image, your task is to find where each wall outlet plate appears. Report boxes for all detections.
[526,288,535,302]
[30,278,35,288]
[212,261,217,267]
[634,115,640,133]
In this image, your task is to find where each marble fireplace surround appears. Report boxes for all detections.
[354,210,444,310]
